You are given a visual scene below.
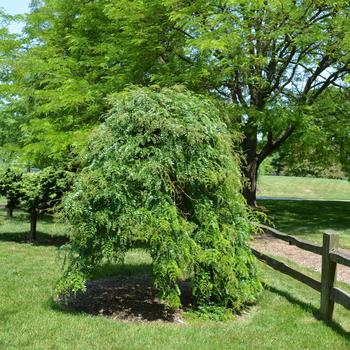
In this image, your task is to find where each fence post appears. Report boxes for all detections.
[320,231,339,321]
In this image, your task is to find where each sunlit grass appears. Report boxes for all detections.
[258,176,350,201]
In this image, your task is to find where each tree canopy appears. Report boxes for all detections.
[57,87,261,309]
[1,0,349,197]
[0,166,23,217]
[106,0,350,204]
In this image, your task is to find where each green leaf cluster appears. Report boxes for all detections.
[57,87,261,309]
[20,167,73,214]
[0,166,23,212]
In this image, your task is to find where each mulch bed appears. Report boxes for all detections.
[58,275,193,323]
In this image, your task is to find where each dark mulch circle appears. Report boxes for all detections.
[58,275,193,323]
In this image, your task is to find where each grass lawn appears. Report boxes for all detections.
[260,199,350,250]
[258,176,350,201]
[1,208,350,349]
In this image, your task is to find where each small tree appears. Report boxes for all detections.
[0,166,23,217]
[57,87,261,310]
[20,167,72,242]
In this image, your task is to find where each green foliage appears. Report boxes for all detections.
[185,305,236,322]
[2,1,350,197]
[0,11,24,162]
[280,161,347,180]
[58,87,261,309]
[20,167,73,215]
[0,0,136,166]
[104,0,350,203]
[258,156,278,177]
[0,166,23,212]
[275,88,350,179]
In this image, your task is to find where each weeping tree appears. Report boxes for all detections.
[0,166,23,217]
[57,87,261,310]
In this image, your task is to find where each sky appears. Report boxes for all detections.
[0,0,30,33]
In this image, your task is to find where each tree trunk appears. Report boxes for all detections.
[29,212,38,242]
[242,158,258,207]
[241,121,296,206]
[241,128,259,207]
[6,206,13,218]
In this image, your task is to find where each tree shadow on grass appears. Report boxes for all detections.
[266,284,350,340]
[1,215,59,227]
[0,230,69,247]
[260,200,350,234]
[53,269,193,323]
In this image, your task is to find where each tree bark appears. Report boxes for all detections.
[6,197,13,217]
[241,124,296,206]
[242,159,258,207]
[6,206,13,218]
[29,212,38,242]
[241,128,259,207]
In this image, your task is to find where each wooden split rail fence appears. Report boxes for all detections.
[252,224,350,321]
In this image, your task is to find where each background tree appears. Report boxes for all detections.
[0,166,23,217]
[0,11,24,162]
[57,87,261,309]
[1,0,126,166]
[280,87,350,178]
[104,0,350,205]
[20,167,72,241]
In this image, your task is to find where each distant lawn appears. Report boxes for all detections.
[1,207,350,349]
[258,176,350,201]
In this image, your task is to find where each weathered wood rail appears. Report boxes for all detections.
[253,224,350,321]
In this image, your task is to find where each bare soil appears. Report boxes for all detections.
[252,234,350,285]
[58,275,193,323]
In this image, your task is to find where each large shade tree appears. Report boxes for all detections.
[105,0,350,205]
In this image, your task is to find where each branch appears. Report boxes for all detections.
[176,53,194,65]
[258,124,296,164]
[303,55,332,95]
[308,69,348,103]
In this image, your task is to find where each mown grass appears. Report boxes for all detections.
[260,199,350,250]
[1,207,350,349]
[0,209,68,245]
[258,176,350,201]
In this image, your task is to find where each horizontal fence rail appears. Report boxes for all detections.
[253,224,350,322]
[251,248,321,292]
[329,250,350,269]
[258,224,323,255]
